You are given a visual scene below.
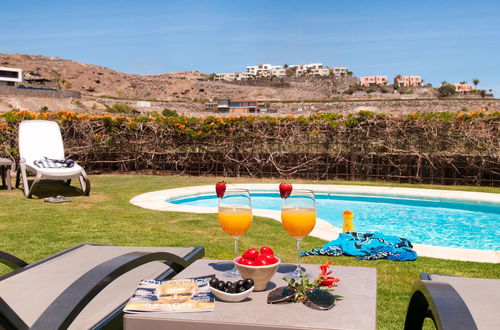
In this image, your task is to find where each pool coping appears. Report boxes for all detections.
[130,184,500,264]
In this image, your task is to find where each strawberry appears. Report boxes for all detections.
[259,254,278,265]
[215,181,226,198]
[242,248,259,260]
[238,258,257,266]
[255,254,276,266]
[260,246,274,256]
[279,183,292,199]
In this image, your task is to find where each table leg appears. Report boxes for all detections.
[1,166,5,188]
[7,166,11,190]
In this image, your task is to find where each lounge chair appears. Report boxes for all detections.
[0,244,204,329]
[404,272,500,330]
[15,120,91,198]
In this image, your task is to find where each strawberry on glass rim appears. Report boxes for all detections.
[279,183,292,199]
[215,181,226,198]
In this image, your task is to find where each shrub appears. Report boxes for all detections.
[438,84,456,97]
[107,103,136,114]
[162,108,179,117]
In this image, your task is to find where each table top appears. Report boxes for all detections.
[124,259,377,330]
[0,158,13,165]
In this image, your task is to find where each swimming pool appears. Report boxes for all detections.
[171,192,500,251]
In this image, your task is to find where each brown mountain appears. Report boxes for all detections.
[0,53,357,102]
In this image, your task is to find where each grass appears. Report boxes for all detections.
[1,175,498,329]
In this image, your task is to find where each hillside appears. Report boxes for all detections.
[0,53,359,101]
[1,53,497,116]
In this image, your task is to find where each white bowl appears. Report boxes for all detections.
[233,257,281,291]
[209,285,254,302]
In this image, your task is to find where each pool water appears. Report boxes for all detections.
[170,193,500,251]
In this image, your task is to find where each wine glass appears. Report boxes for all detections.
[281,189,316,279]
[218,188,253,277]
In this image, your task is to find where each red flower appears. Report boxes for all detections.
[320,277,340,288]
[317,261,340,287]
[319,261,333,278]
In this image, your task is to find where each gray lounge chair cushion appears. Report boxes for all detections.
[429,274,500,329]
[0,245,200,329]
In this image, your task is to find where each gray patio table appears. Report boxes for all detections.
[124,259,377,330]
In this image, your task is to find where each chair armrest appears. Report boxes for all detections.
[404,280,477,330]
[0,251,29,270]
[30,251,193,330]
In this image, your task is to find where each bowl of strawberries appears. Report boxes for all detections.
[234,246,280,291]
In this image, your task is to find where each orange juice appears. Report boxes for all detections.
[281,207,316,239]
[218,207,252,237]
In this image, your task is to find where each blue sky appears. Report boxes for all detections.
[1,0,499,94]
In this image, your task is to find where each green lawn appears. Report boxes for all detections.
[1,175,499,329]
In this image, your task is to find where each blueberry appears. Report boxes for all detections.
[238,286,246,293]
[217,281,226,291]
[236,280,245,289]
[227,284,237,293]
[243,278,254,289]
[209,278,219,288]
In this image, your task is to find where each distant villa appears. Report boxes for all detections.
[0,67,23,86]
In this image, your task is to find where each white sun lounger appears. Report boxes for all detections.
[15,120,90,198]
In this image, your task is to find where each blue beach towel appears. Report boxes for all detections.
[301,232,418,261]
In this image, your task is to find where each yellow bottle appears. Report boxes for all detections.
[342,210,355,233]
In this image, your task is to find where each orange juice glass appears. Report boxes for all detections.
[281,189,316,279]
[281,207,316,239]
[218,188,252,277]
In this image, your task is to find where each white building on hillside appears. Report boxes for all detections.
[332,67,348,76]
[0,67,22,86]
[246,64,283,76]
[215,72,254,81]
[215,63,350,81]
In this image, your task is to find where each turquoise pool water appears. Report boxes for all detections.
[170,193,500,251]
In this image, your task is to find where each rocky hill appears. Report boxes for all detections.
[0,53,360,101]
[1,53,497,116]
